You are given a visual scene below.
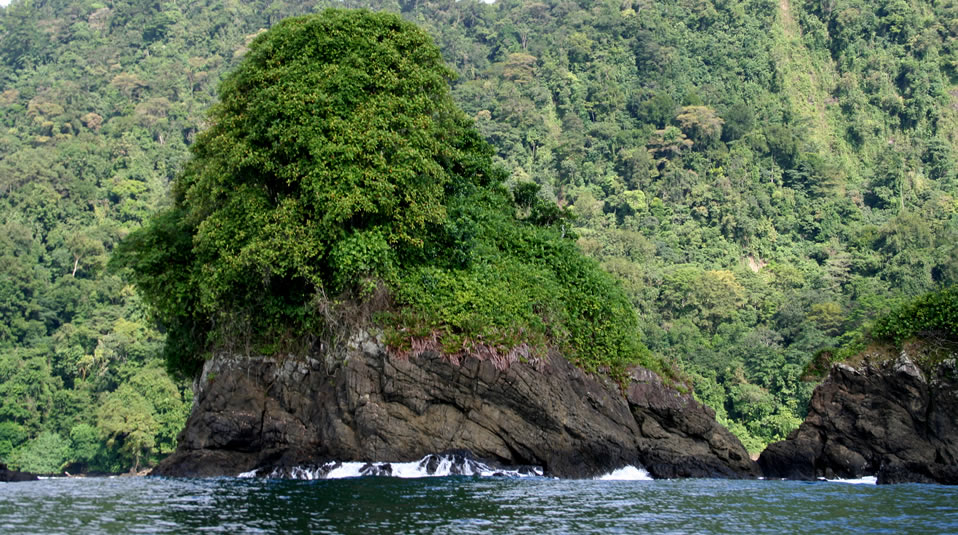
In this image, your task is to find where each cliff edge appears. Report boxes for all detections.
[759,343,958,484]
[151,333,758,479]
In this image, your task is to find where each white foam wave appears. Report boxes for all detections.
[823,476,877,485]
[597,466,653,481]
[239,453,543,480]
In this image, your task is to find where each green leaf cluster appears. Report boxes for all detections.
[392,185,653,374]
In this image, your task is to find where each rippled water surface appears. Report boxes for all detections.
[1,476,956,534]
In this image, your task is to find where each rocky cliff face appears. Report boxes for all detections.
[759,350,958,484]
[152,333,758,479]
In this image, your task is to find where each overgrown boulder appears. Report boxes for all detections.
[115,8,664,382]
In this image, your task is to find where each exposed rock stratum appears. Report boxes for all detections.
[152,332,758,479]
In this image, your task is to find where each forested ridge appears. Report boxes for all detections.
[0,0,955,473]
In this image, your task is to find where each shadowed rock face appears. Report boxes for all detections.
[0,463,37,482]
[152,338,757,479]
[759,355,958,484]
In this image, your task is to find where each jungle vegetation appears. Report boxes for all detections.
[0,0,956,471]
[114,8,659,382]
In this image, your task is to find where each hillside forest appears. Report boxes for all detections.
[0,0,956,472]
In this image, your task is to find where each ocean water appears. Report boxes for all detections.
[1,470,956,534]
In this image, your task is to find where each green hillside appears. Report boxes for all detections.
[0,0,955,471]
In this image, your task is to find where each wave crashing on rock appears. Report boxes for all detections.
[238,452,543,480]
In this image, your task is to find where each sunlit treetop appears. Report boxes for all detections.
[176,8,497,300]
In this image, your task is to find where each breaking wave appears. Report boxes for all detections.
[596,466,653,481]
[238,452,543,480]
[823,476,878,485]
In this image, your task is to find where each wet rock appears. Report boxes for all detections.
[359,462,392,477]
[153,336,758,479]
[759,354,958,484]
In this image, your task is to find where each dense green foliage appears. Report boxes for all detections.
[872,285,958,344]
[804,284,956,378]
[116,9,659,379]
[0,0,281,472]
[1,0,956,465]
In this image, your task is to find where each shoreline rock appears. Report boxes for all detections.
[758,352,958,485]
[0,464,38,482]
[152,336,758,479]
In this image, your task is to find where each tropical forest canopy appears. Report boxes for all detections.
[0,0,955,472]
[115,8,656,381]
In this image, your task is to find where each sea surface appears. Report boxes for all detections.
[1,470,956,534]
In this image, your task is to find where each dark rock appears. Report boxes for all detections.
[757,437,821,481]
[759,355,958,484]
[625,367,756,479]
[360,462,392,477]
[0,463,38,482]
[153,335,758,479]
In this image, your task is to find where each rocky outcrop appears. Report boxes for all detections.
[152,333,757,479]
[0,463,38,482]
[759,352,958,484]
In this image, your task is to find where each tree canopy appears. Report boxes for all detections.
[116,8,659,378]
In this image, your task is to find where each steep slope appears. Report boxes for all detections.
[772,0,854,174]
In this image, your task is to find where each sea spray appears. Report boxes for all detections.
[238,452,543,480]
[597,466,653,481]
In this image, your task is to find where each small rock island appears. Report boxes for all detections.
[761,287,958,484]
[117,9,757,479]
[760,351,958,484]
